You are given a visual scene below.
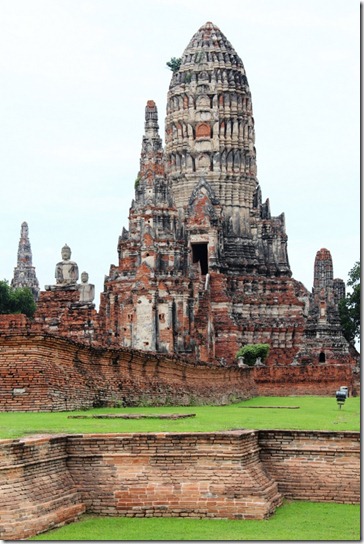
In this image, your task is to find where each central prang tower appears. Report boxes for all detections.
[98,22,351,367]
[165,21,290,277]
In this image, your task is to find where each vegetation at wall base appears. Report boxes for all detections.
[29,501,360,541]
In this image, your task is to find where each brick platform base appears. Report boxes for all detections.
[0,430,359,540]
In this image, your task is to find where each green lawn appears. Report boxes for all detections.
[30,501,360,541]
[0,396,359,439]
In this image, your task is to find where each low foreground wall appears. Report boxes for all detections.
[0,435,85,540]
[258,430,360,503]
[0,430,359,540]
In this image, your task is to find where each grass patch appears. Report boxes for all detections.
[0,396,359,439]
[30,501,360,541]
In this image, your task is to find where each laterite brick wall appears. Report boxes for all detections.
[66,431,281,519]
[0,430,360,540]
[0,435,85,540]
[254,364,355,396]
[258,430,360,502]
[0,330,256,411]
[0,316,358,408]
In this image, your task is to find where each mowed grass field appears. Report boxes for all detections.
[1,396,360,541]
[0,395,360,439]
[30,502,360,541]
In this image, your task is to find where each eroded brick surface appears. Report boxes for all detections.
[258,430,360,503]
[0,325,256,411]
[0,430,359,540]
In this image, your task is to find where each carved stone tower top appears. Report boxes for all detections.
[11,221,40,301]
[165,22,257,215]
[164,21,290,276]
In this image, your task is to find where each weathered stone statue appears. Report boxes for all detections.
[78,271,95,303]
[55,244,79,286]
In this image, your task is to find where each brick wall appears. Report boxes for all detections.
[0,430,359,540]
[66,431,282,520]
[0,316,358,406]
[253,364,355,396]
[0,330,256,411]
[258,430,360,503]
[0,435,85,540]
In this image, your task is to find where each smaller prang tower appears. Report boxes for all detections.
[298,248,350,364]
[11,221,40,301]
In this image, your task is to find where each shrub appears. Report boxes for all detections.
[166,57,182,72]
[236,344,270,366]
[0,280,36,318]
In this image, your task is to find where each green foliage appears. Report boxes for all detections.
[166,57,181,72]
[339,261,360,344]
[236,344,270,366]
[30,502,360,541]
[134,176,141,189]
[0,280,35,317]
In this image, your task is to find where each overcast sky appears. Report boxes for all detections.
[0,0,359,304]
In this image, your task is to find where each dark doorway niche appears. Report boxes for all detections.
[192,243,208,275]
[319,351,326,363]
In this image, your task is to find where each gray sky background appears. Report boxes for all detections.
[0,0,359,304]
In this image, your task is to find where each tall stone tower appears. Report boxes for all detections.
[11,222,40,301]
[165,22,290,276]
[98,22,353,367]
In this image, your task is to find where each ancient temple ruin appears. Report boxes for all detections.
[4,22,357,408]
[96,22,354,368]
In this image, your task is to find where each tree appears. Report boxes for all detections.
[166,57,181,72]
[0,280,36,318]
[339,262,360,344]
[236,344,270,366]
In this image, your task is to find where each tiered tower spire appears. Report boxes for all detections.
[11,222,40,301]
[165,21,257,207]
[164,21,290,276]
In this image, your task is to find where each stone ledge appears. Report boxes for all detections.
[68,413,196,419]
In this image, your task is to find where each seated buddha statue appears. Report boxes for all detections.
[55,244,79,286]
[78,271,95,303]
